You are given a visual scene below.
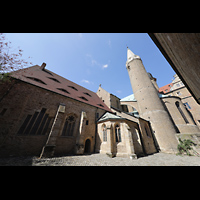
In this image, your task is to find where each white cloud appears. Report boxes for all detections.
[102,64,108,69]
[86,54,109,70]
[82,79,90,84]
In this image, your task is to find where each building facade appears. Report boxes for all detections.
[0,64,111,157]
[1,48,200,158]
[159,74,200,129]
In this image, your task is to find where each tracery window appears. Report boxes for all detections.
[103,125,107,142]
[115,124,121,142]
[62,115,76,136]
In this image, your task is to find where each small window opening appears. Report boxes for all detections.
[42,69,53,76]
[48,77,60,83]
[86,120,89,125]
[97,104,104,107]
[79,96,88,101]
[84,92,92,97]
[57,88,70,94]
[26,77,47,85]
[68,86,78,91]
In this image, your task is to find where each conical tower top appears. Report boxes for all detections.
[127,47,141,64]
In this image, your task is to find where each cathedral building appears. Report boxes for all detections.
[0,48,200,158]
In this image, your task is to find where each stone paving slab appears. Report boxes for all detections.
[1,152,200,166]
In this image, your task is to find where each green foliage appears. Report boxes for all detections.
[0,72,11,83]
[177,138,196,156]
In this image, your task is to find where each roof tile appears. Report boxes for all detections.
[10,65,112,112]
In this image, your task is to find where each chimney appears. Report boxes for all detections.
[40,62,46,70]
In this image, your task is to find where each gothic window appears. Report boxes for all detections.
[103,125,107,142]
[62,115,76,136]
[17,108,53,135]
[115,124,121,142]
[175,101,189,124]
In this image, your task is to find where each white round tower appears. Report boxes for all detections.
[126,48,178,154]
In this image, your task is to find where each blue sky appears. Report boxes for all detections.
[5,33,175,99]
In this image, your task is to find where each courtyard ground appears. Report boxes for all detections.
[0,152,200,166]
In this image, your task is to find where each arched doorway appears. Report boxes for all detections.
[84,139,91,153]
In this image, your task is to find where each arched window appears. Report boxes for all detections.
[62,115,76,136]
[115,124,121,142]
[175,101,189,124]
[103,125,107,142]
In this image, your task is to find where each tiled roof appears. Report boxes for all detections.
[120,94,137,102]
[159,83,173,94]
[10,64,112,112]
[98,112,123,123]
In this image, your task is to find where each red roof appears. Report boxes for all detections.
[10,65,112,112]
[159,83,173,94]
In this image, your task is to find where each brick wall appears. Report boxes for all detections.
[0,79,106,157]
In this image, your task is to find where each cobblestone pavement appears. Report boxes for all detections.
[1,152,200,166]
